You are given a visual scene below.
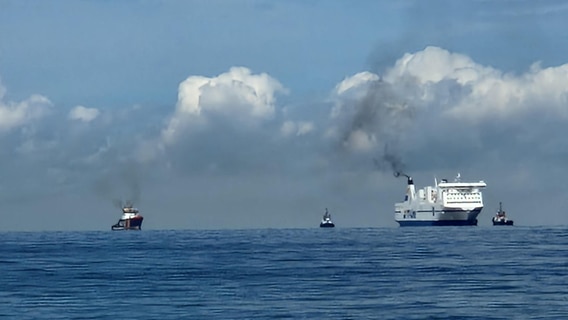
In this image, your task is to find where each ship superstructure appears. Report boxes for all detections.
[394,173,486,226]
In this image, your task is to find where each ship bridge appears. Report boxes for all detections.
[438,180,486,207]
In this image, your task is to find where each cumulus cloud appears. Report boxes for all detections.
[332,45,568,133]
[3,44,568,229]
[329,71,416,173]
[280,120,315,137]
[162,67,287,145]
[68,105,100,122]
[342,129,376,153]
[328,46,568,175]
[330,71,380,119]
[382,46,568,122]
[334,71,380,96]
[0,82,52,133]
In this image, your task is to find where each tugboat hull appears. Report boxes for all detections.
[319,222,335,228]
[111,216,143,231]
[492,219,513,226]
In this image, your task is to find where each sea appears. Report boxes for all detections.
[1,227,567,319]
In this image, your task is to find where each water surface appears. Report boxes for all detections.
[1,227,567,319]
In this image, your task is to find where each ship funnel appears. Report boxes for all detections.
[407,177,416,201]
[395,171,415,202]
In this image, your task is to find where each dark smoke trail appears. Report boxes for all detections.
[337,76,420,175]
[93,161,142,208]
[372,143,406,175]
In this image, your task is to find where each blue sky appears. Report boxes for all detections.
[1,0,568,231]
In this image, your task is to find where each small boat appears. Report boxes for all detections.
[492,202,513,226]
[320,208,335,228]
[111,202,144,230]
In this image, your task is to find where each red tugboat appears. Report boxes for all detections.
[111,202,144,230]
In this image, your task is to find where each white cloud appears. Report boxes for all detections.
[326,46,568,164]
[343,129,376,152]
[384,46,497,85]
[328,71,414,154]
[331,71,380,118]
[0,82,52,132]
[68,105,100,122]
[280,121,315,137]
[382,46,568,122]
[334,71,380,96]
[163,67,287,144]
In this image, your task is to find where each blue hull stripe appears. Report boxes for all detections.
[398,219,478,227]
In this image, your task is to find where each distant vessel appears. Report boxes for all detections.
[320,208,335,228]
[492,202,513,226]
[111,202,144,231]
[394,173,487,226]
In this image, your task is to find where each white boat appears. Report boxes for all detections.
[320,208,335,228]
[111,202,144,230]
[394,173,486,226]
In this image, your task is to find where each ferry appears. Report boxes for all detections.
[320,208,335,228]
[111,202,144,230]
[492,202,513,226]
[394,173,486,226]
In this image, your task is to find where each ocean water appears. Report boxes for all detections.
[1,227,567,319]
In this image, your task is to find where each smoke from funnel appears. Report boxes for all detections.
[337,76,421,175]
[93,162,142,208]
[373,143,406,175]
[112,198,123,209]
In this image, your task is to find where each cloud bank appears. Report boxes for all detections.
[3,46,568,229]
[328,46,568,174]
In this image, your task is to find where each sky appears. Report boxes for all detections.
[1,0,568,231]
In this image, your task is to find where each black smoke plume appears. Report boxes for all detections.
[93,162,141,208]
[338,77,420,175]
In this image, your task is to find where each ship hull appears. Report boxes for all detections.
[395,208,482,227]
[398,219,478,227]
[111,216,143,231]
[492,219,513,226]
[320,222,335,228]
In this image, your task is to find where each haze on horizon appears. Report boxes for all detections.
[1,0,568,231]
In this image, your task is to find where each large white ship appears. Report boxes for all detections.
[394,173,486,226]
